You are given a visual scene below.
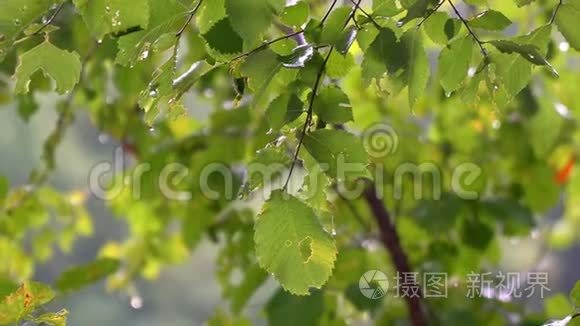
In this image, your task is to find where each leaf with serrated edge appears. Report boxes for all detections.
[255,190,337,295]
[14,42,81,95]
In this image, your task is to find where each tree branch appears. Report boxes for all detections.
[417,0,445,27]
[283,46,334,189]
[363,185,429,326]
[176,0,204,37]
[32,1,66,35]
[447,0,487,56]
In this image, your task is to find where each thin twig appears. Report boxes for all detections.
[229,30,305,63]
[348,0,381,29]
[283,46,334,190]
[448,0,487,56]
[176,0,204,37]
[32,1,66,35]
[417,0,445,27]
[549,0,563,25]
[320,0,340,26]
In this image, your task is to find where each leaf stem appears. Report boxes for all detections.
[283,46,334,190]
[447,0,487,56]
[32,1,66,35]
[417,0,445,27]
[176,0,204,37]
[348,0,381,29]
[229,30,305,63]
[320,0,340,26]
[549,0,563,25]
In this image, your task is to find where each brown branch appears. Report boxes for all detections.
[363,185,429,326]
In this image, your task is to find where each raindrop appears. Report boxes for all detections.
[98,133,109,144]
[468,67,477,77]
[266,128,274,135]
[130,296,143,309]
[105,5,111,12]
[97,39,103,44]
[41,16,49,24]
[13,19,22,26]
[396,20,404,27]
[558,41,570,53]
[149,89,158,98]
[445,91,452,98]
[554,102,571,118]
[138,47,150,60]
[331,228,337,236]
[149,127,155,132]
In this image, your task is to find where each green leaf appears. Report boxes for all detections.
[246,146,291,191]
[197,0,226,34]
[266,93,304,129]
[320,7,351,45]
[556,3,580,52]
[326,50,354,79]
[489,40,558,77]
[570,280,580,307]
[225,0,273,46]
[424,12,462,45]
[31,309,68,326]
[488,24,552,106]
[0,0,64,62]
[372,0,402,17]
[460,219,494,251]
[281,44,315,68]
[402,28,429,108]
[254,190,337,295]
[468,10,512,31]
[72,0,149,39]
[13,42,81,95]
[438,36,473,94]
[361,27,399,85]
[116,0,186,66]
[302,129,369,181]
[202,18,244,55]
[313,86,353,124]
[280,1,310,28]
[527,98,564,157]
[55,258,120,292]
[0,281,55,325]
[514,0,535,7]
[265,289,324,325]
